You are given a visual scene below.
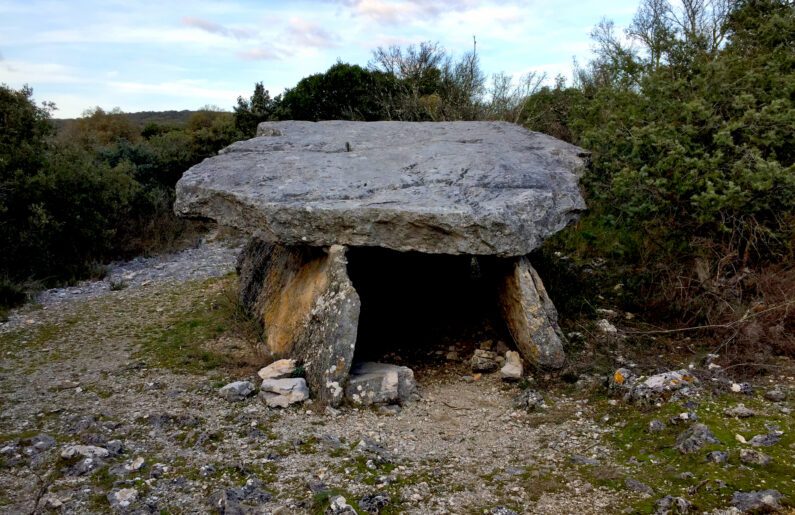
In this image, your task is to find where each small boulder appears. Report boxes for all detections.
[673,424,721,454]
[500,351,523,381]
[764,389,786,402]
[739,448,772,466]
[260,378,309,408]
[60,445,110,460]
[25,434,56,452]
[625,478,654,495]
[219,381,256,401]
[491,507,518,515]
[706,451,728,464]
[613,369,699,404]
[358,493,390,514]
[730,382,754,396]
[654,495,692,514]
[649,419,666,432]
[258,359,296,380]
[731,490,781,512]
[107,488,138,511]
[512,389,546,411]
[326,495,356,515]
[569,455,600,466]
[471,349,499,373]
[724,404,755,418]
[749,432,781,447]
[597,319,617,334]
[345,362,419,406]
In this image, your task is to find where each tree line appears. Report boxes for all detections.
[2,0,793,351]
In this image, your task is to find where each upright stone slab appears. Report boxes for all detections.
[237,241,360,405]
[175,121,588,257]
[499,257,566,369]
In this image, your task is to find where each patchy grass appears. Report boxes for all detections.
[593,392,794,512]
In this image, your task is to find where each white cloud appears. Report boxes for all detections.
[285,18,340,48]
[180,15,257,40]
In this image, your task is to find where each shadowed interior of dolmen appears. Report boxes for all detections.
[346,247,513,365]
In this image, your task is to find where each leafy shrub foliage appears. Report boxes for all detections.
[0,87,243,298]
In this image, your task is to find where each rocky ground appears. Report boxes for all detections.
[0,236,792,514]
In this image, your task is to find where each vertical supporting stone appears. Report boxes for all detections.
[499,257,566,369]
[237,239,360,406]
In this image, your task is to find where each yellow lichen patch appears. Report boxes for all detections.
[614,370,625,384]
[682,375,695,383]
[260,251,330,355]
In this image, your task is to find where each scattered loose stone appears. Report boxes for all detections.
[210,480,272,513]
[625,478,654,495]
[673,424,721,454]
[491,507,518,515]
[257,359,297,380]
[706,451,728,464]
[107,488,138,511]
[307,479,329,494]
[654,495,692,514]
[512,389,546,411]
[748,432,781,447]
[345,362,419,405]
[724,404,755,418]
[259,378,310,408]
[669,412,699,425]
[358,493,390,514]
[471,349,499,373]
[731,490,781,512]
[500,351,523,381]
[60,445,110,460]
[649,419,666,432]
[730,383,754,396]
[739,448,772,466]
[597,319,617,334]
[613,369,699,404]
[219,381,255,401]
[764,389,786,402]
[25,434,56,452]
[569,455,600,466]
[326,495,356,515]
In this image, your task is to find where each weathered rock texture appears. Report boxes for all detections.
[499,257,566,368]
[175,121,588,257]
[345,362,420,406]
[237,240,360,406]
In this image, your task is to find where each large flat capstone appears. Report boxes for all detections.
[175,121,589,256]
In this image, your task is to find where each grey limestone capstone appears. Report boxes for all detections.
[174,120,589,257]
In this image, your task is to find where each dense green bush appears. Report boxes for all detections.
[0,87,243,306]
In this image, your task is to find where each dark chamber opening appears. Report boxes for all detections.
[346,247,512,365]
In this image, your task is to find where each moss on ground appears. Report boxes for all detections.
[591,392,794,512]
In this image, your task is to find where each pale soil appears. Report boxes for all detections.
[0,238,791,514]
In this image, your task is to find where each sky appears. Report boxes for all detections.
[1,0,639,119]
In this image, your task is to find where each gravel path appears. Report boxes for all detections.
[1,234,242,334]
[1,236,791,514]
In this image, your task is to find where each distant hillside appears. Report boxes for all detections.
[53,110,201,131]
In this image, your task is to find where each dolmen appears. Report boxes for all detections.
[175,121,590,406]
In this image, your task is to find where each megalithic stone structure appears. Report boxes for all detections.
[176,120,590,405]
